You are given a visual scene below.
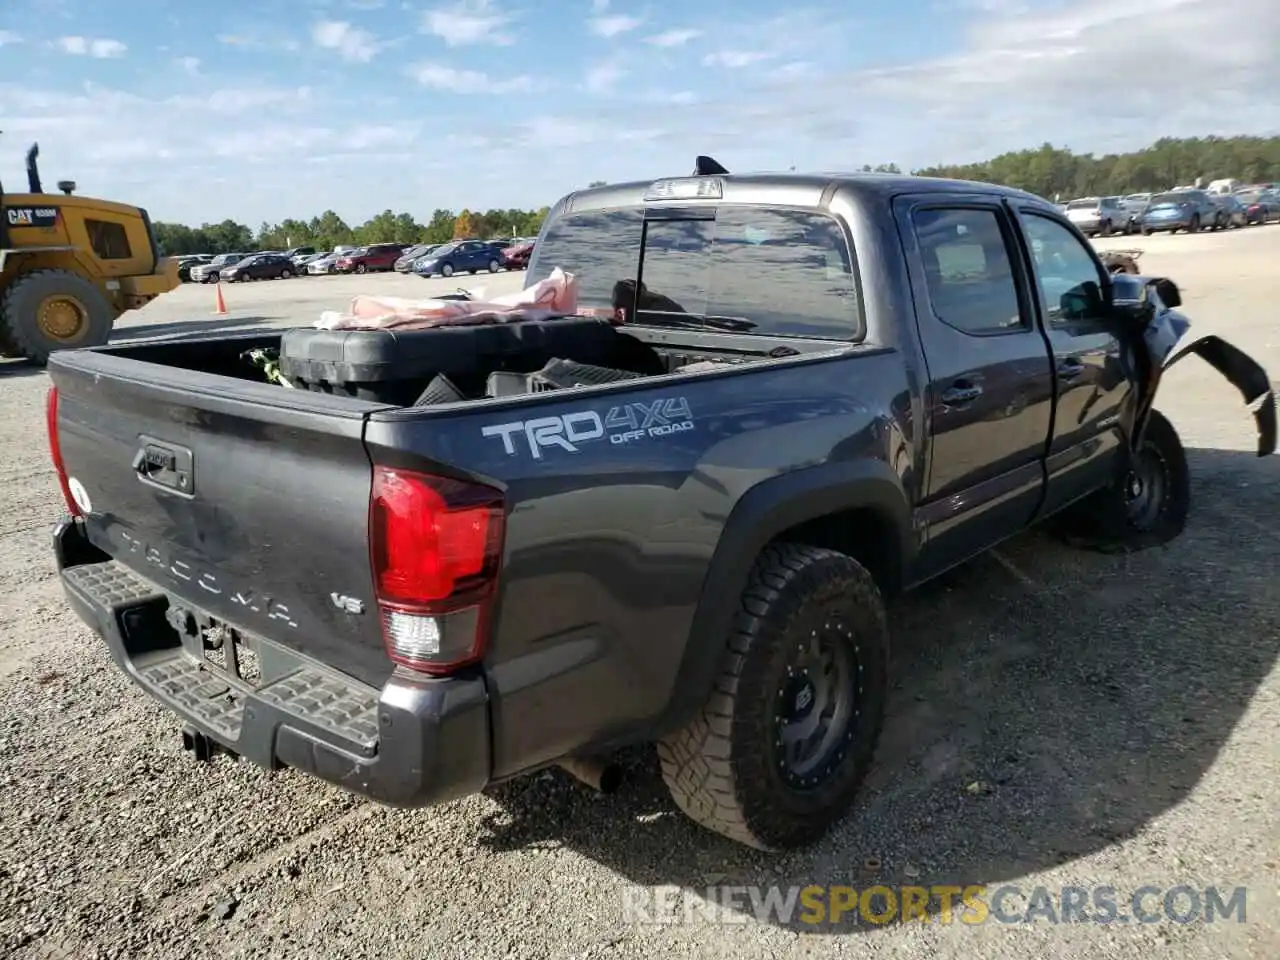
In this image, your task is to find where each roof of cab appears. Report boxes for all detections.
[558,170,1051,216]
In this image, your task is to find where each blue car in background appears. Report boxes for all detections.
[1139,189,1221,234]
[413,240,506,277]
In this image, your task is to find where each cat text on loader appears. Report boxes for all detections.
[0,140,179,365]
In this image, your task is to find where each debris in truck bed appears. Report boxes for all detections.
[242,347,293,387]
[316,267,580,331]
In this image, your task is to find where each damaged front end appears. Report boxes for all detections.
[1112,273,1276,458]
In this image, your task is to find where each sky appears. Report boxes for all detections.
[1,0,1277,227]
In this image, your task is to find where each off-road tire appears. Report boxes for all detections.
[1053,410,1190,554]
[657,543,889,851]
[0,269,114,366]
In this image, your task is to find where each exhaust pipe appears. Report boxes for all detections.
[558,756,623,794]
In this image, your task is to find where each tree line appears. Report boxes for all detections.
[153,135,1280,256]
[909,134,1280,201]
[154,206,551,257]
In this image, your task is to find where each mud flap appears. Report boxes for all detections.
[1158,335,1276,457]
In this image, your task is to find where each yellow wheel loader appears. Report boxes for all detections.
[0,141,179,365]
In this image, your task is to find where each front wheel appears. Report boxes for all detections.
[1052,409,1189,554]
[355,264,367,274]
[658,543,888,851]
[440,263,454,278]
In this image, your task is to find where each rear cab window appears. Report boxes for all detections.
[529,204,861,340]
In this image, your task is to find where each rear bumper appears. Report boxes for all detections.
[53,518,491,808]
[1142,217,1191,231]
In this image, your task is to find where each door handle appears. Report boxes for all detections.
[1057,358,1086,381]
[940,381,983,406]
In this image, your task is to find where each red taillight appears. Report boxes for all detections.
[46,387,82,518]
[369,466,505,674]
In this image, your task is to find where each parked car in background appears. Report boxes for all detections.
[334,242,409,274]
[282,245,316,260]
[176,255,213,282]
[220,253,297,282]
[1119,193,1151,231]
[1210,194,1248,229]
[1139,190,1219,234]
[190,253,248,283]
[485,237,514,249]
[501,238,535,270]
[1064,196,1126,236]
[393,244,438,273]
[292,252,324,273]
[307,250,350,275]
[1240,189,1280,224]
[412,240,505,277]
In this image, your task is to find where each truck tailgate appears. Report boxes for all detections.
[48,351,391,688]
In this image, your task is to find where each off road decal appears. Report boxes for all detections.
[482,397,695,460]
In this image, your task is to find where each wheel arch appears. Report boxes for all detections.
[654,458,915,738]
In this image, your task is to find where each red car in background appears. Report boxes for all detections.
[501,238,536,270]
[1240,189,1280,224]
[334,242,409,274]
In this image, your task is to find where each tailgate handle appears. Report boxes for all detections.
[134,445,176,473]
[132,437,195,494]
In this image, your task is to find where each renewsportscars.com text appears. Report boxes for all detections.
[621,884,1248,927]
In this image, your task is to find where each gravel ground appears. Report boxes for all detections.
[0,232,1278,959]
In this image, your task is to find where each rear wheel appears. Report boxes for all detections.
[1053,410,1189,554]
[658,544,888,850]
[0,269,115,366]
[488,259,500,273]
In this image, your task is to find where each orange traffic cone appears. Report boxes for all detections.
[213,282,228,315]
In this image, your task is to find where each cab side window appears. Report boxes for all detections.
[1021,214,1108,324]
[86,219,132,260]
[911,207,1025,335]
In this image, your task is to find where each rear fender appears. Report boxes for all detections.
[652,459,915,738]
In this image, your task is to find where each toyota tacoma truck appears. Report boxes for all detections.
[45,162,1276,852]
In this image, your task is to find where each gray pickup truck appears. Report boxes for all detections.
[45,161,1275,851]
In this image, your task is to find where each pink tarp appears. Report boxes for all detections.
[315,267,580,331]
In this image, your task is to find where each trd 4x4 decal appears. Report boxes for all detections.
[482,397,695,460]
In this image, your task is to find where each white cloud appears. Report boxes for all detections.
[589,13,644,37]
[421,0,515,46]
[3,0,1275,228]
[409,62,532,94]
[56,36,127,58]
[645,28,700,47]
[584,62,625,94]
[311,20,381,62]
[0,30,22,46]
[702,49,775,68]
[176,56,201,75]
[216,33,301,53]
